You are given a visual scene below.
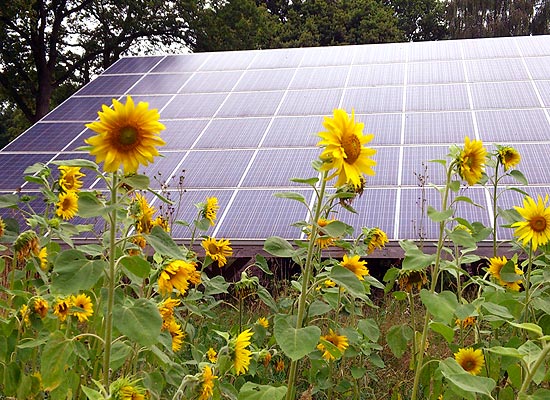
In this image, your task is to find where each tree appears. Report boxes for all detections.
[387,0,449,41]
[0,0,192,126]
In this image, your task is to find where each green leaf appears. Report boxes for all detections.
[400,240,436,270]
[146,226,185,259]
[78,192,110,217]
[0,194,20,208]
[357,319,380,342]
[329,265,366,299]
[238,382,287,400]
[453,196,481,206]
[448,228,477,249]
[507,321,543,337]
[274,314,321,361]
[257,286,278,312]
[320,220,352,238]
[420,290,459,325]
[386,324,413,358]
[120,256,151,279]
[263,236,295,258]
[113,298,162,347]
[41,331,75,391]
[289,177,318,186]
[254,254,272,275]
[51,158,99,170]
[309,300,332,317]
[427,205,453,222]
[51,249,106,295]
[120,174,150,190]
[351,366,367,379]
[481,302,514,319]
[500,259,522,283]
[203,275,230,295]
[110,341,132,372]
[486,346,524,358]
[80,386,104,400]
[273,191,307,204]
[439,358,496,396]
[509,169,528,185]
[429,321,455,343]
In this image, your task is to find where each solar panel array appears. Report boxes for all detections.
[3,35,550,255]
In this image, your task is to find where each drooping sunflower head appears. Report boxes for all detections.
[201,237,233,267]
[53,297,71,322]
[200,197,219,226]
[38,247,49,271]
[33,297,49,319]
[152,216,170,232]
[199,365,217,400]
[454,347,485,375]
[496,145,521,171]
[58,166,85,192]
[110,377,147,400]
[275,358,285,372]
[206,347,218,363]
[19,304,30,327]
[512,195,550,251]
[317,329,349,361]
[397,269,429,292]
[14,230,40,262]
[340,254,369,281]
[317,109,376,188]
[85,95,166,174]
[487,255,523,291]
[232,329,253,375]
[56,191,79,220]
[455,316,477,329]
[130,193,156,234]
[456,136,487,185]
[70,293,94,322]
[167,319,185,352]
[158,259,200,296]
[158,297,181,328]
[364,227,388,254]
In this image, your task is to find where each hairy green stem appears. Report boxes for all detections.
[492,162,499,258]
[522,246,534,325]
[518,341,550,396]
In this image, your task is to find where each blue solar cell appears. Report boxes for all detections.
[354,42,408,64]
[43,97,115,121]
[343,87,403,114]
[242,148,320,187]
[183,71,244,93]
[462,37,521,59]
[290,66,349,89]
[195,118,271,149]
[199,51,256,71]
[128,73,192,94]
[404,112,474,144]
[357,113,402,145]
[408,61,465,84]
[235,69,296,91]
[128,95,173,112]
[408,40,462,62]
[535,81,550,107]
[162,93,227,118]
[300,46,356,67]
[152,53,210,73]
[348,64,405,87]
[180,150,255,188]
[161,120,209,150]
[262,116,322,147]
[496,143,550,185]
[471,82,540,109]
[0,153,55,190]
[249,48,304,69]
[138,151,188,189]
[215,189,311,239]
[515,36,550,57]
[465,58,529,82]
[525,57,550,80]
[279,89,343,116]
[406,85,470,112]
[477,109,550,142]
[3,123,87,152]
[401,146,450,186]
[364,146,398,186]
[217,91,284,117]
[104,56,164,74]
[76,75,143,96]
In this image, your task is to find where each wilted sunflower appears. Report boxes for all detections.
[53,297,71,322]
[275,359,285,372]
[56,191,79,220]
[341,254,369,280]
[397,269,429,292]
[199,365,217,400]
[201,197,219,226]
[318,109,376,188]
[85,96,166,174]
[232,329,253,375]
[365,227,388,254]
[110,378,147,400]
[206,347,218,363]
[457,136,487,185]
[14,230,40,262]
[455,316,476,329]
[512,195,550,251]
[497,146,521,171]
[454,347,485,375]
[487,256,523,291]
[201,237,233,267]
[58,166,85,192]
[33,298,49,319]
[70,293,94,322]
[167,319,185,352]
[158,259,200,296]
[317,329,349,361]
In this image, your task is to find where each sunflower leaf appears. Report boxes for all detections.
[51,249,106,295]
[273,191,307,204]
[274,314,321,361]
[509,169,528,185]
[113,298,162,347]
[439,358,496,396]
[238,382,287,400]
[264,236,295,258]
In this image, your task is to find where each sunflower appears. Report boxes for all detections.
[232,329,253,375]
[512,195,550,251]
[0,216,5,237]
[56,191,79,220]
[53,297,71,322]
[397,269,429,292]
[309,218,336,249]
[206,347,218,363]
[158,260,200,296]
[19,304,30,327]
[58,166,85,192]
[457,136,487,185]
[152,216,170,232]
[118,385,145,400]
[158,297,181,329]
[487,256,523,291]
[131,193,156,234]
[199,365,217,400]
[365,227,388,254]
[275,359,285,372]
[70,293,94,322]
[317,329,349,361]
[33,298,49,318]
[454,347,485,375]
[257,317,269,328]
[201,197,219,226]
[85,96,166,174]
[201,237,233,267]
[38,247,49,271]
[167,319,185,352]
[317,109,376,188]
[14,230,40,262]
[455,316,476,329]
[341,254,369,280]
[497,146,521,171]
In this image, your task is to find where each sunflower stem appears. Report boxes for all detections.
[103,173,118,390]
[492,161,500,258]
[522,246,534,326]
[518,340,550,396]
[285,171,328,400]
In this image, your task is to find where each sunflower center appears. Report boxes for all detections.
[207,243,220,255]
[463,359,475,371]
[118,126,139,146]
[342,134,361,164]
[530,216,547,232]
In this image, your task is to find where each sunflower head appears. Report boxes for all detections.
[456,136,487,185]
[454,347,485,375]
[455,316,476,329]
[167,319,185,352]
[496,145,521,171]
[200,197,219,226]
[231,329,253,375]
[0,216,5,237]
[56,191,79,220]
[53,297,71,322]
[317,109,376,188]
[19,304,30,327]
[397,269,428,292]
[38,247,49,271]
[14,230,40,262]
[158,260,200,296]
[364,227,388,254]
[275,358,285,372]
[33,298,49,318]
[110,377,147,400]
[58,166,85,192]
[158,297,181,328]
[85,95,166,174]
[199,365,217,400]
[130,193,156,234]
[257,317,269,328]
[340,254,369,280]
[317,329,349,361]
[512,195,550,251]
[70,293,94,322]
[201,237,233,268]
[308,218,337,249]
[487,255,523,291]
[206,347,218,363]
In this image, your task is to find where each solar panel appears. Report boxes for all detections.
[4,36,550,256]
